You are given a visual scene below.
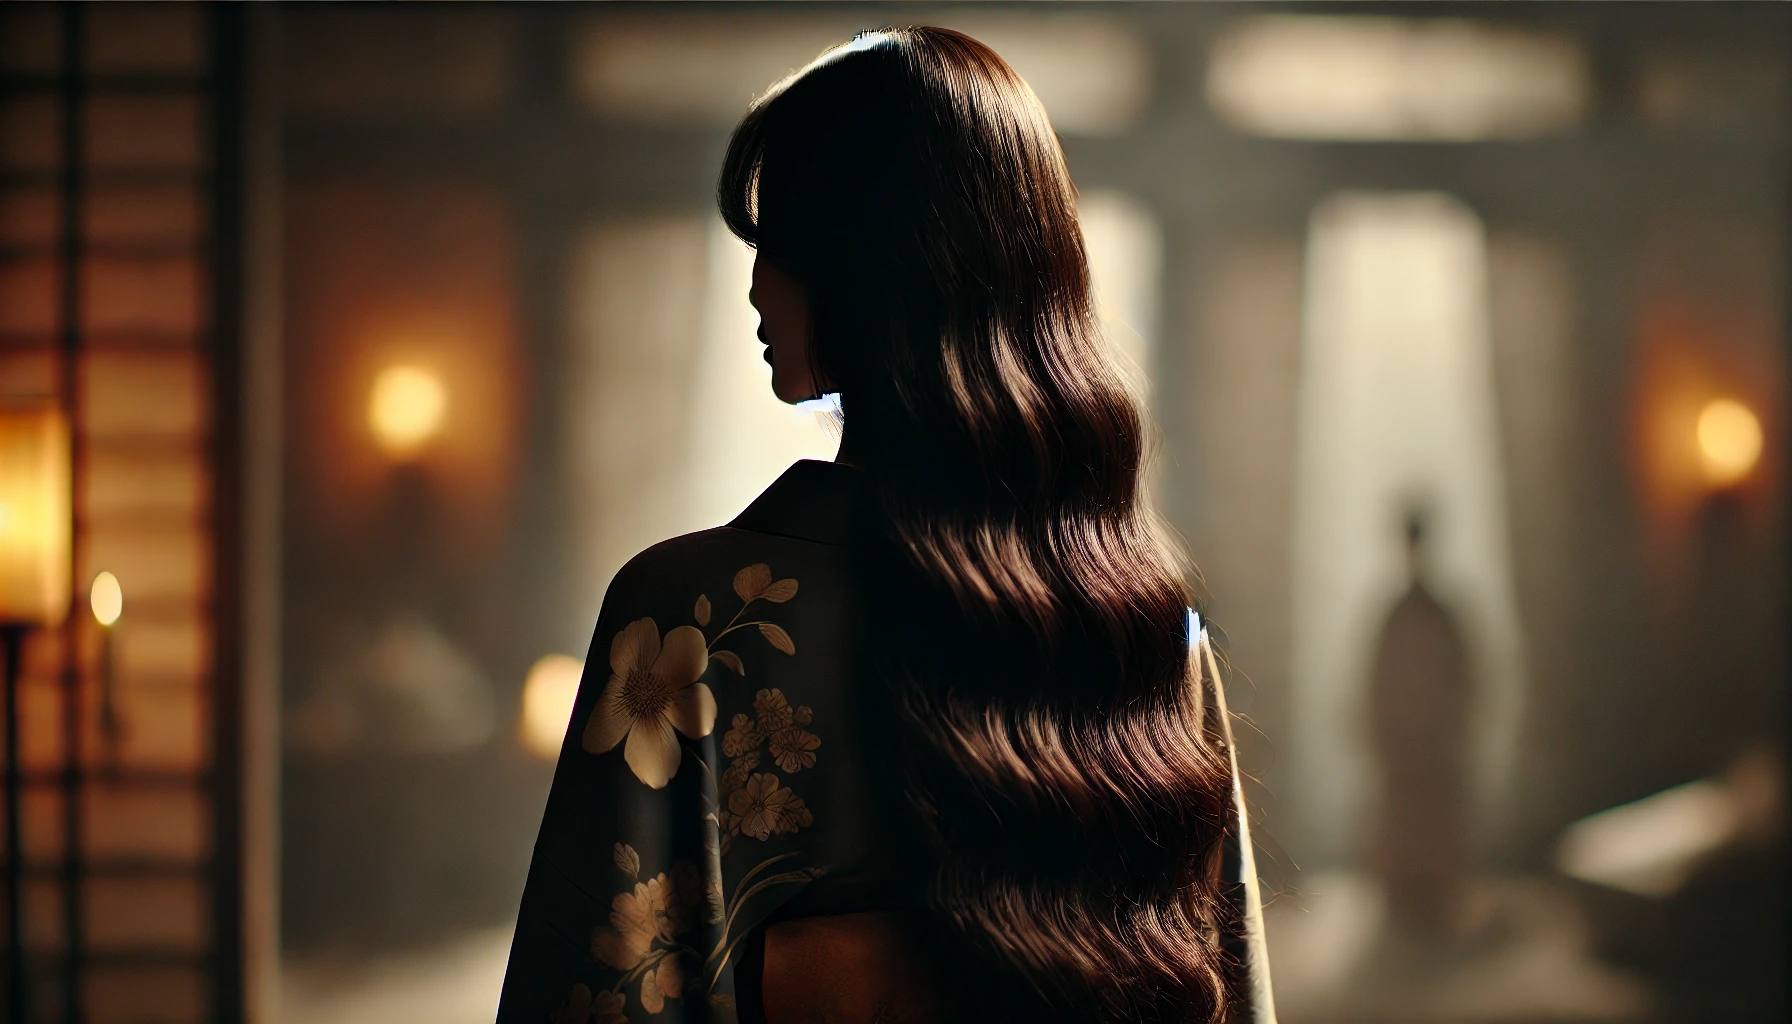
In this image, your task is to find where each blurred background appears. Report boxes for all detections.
[0,2,1785,1022]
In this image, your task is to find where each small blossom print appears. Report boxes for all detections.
[777,793,814,834]
[590,871,692,971]
[583,859,719,1017]
[589,885,655,970]
[768,726,820,773]
[728,773,812,840]
[712,685,820,852]
[721,750,759,792]
[722,713,761,757]
[753,689,794,732]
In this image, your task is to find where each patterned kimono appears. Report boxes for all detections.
[494,460,1275,1024]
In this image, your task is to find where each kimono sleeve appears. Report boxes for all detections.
[497,550,730,1024]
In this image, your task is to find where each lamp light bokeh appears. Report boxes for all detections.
[0,407,72,626]
[519,653,584,759]
[91,571,123,627]
[1695,398,1762,488]
[369,365,448,457]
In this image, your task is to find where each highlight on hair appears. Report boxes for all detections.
[720,28,1239,1022]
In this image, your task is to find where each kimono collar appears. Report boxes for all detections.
[729,459,871,547]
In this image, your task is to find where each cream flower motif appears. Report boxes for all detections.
[590,871,694,970]
[590,882,655,970]
[778,794,814,833]
[722,713,761,758]
[768,726,820,773]
[583,618,715,788]
[641,954,685,1014]
[720,749,759,792]
[753,689,795,732]
[734,778,799,842]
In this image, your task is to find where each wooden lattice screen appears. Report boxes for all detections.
[0,3,245,1022]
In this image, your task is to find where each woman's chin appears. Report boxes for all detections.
[770,371,817,406]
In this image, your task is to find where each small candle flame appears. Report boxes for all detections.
[91,571,122,627]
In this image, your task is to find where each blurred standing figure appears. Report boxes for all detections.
[1368,508,1472,941]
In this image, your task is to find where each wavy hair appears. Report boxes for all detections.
[720,28,1238,1022]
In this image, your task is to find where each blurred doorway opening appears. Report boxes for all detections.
[1288,192,1528,870]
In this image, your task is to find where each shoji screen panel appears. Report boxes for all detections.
[0,4,245,1022]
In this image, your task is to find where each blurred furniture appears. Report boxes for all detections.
[1561,753,1787,1023]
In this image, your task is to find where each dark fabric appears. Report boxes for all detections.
[497,461,897,1024]
[733,927,766,1024]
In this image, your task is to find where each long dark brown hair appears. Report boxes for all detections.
[721,28,1237,1022]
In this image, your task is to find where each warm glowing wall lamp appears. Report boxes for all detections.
[1695,398,1762,488]
[0,406,71,628]
[370,365,447,459]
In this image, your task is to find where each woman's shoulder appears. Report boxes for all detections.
[608,525,765,599]
[603,525,839,618]
[602,459,870,616]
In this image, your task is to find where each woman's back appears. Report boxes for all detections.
[497,460,935,1022]
[501,25,1273,1024]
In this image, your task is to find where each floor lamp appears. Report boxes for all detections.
[0,407,72,1023]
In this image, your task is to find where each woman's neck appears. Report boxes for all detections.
[826,393,866,468]
[833,423,866,468]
